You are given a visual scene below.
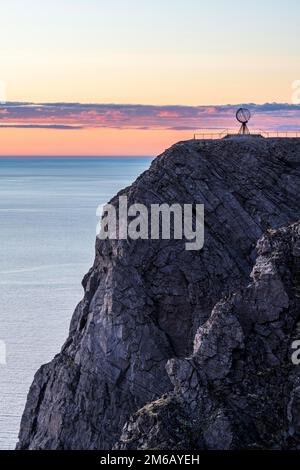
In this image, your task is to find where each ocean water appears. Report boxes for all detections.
[0,157,152,450]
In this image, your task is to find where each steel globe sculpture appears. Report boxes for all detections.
[236,108,251,135]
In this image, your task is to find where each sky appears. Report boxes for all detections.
[0,0,299,155]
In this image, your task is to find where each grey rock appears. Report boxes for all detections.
[117,222,300,449]
[17,137,300,449]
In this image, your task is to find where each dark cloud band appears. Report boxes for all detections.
[0,124,82,130]
[0,102,299,131]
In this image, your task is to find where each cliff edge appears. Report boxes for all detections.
[17,137,300,449]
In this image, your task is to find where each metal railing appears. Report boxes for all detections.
[193,129,300,140]
[193,129,228,140]
[258,130,300,138]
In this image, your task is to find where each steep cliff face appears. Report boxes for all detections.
[116,222,300,449]
[17,138,300,449]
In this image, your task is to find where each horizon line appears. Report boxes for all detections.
[0,154,154,158]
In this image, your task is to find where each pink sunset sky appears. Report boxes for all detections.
[1,102,300,156]
[1,0,300,156]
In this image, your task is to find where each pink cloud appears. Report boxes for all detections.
[0,102,299,132]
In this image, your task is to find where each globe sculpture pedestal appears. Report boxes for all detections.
[236,108,251,135]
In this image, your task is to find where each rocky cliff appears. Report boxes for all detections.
[117,222,300,449]
[17,137,300,449]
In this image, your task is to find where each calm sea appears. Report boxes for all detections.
[0,157,152,449]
